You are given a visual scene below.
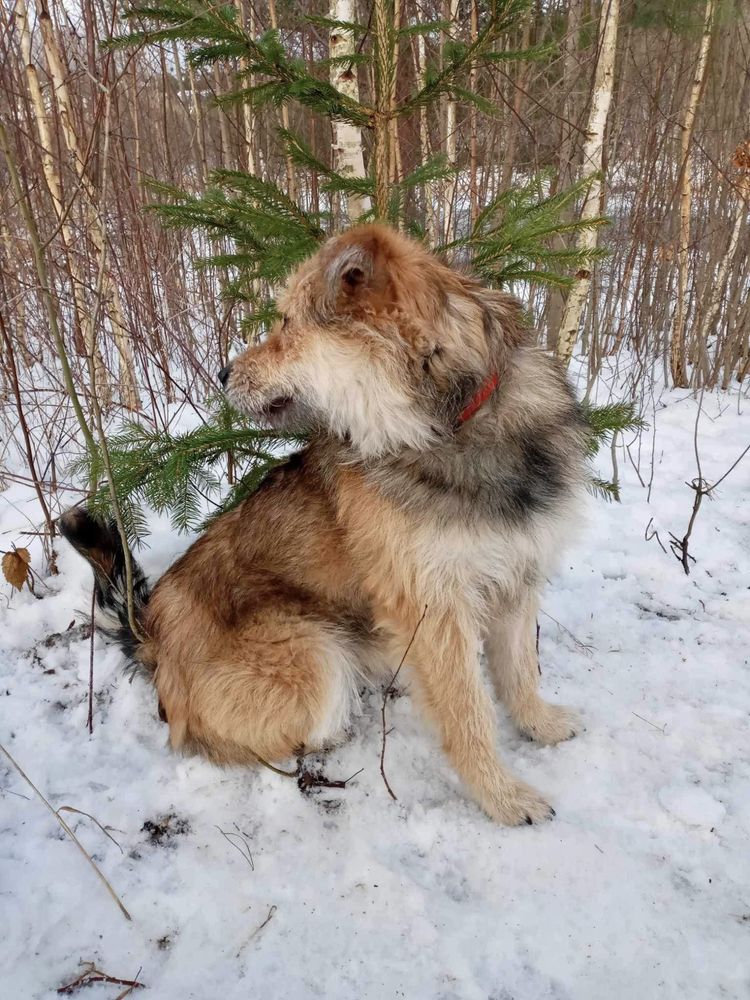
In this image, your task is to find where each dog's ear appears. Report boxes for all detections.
[324,228,398,313]
[327,243,373,299]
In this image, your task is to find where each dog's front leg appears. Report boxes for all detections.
[484,589,580,746]
[395,604,554,825]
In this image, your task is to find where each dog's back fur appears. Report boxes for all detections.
[62,224,588,825]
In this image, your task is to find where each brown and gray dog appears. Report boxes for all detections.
[61,224,588,825]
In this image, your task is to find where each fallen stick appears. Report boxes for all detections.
[57,961,144,994]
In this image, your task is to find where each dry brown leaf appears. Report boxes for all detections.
[2,548,31,591]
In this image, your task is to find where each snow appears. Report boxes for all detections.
[1,383,749,999]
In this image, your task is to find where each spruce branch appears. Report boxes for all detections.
[395,0,532,119]
[73,399,298,542]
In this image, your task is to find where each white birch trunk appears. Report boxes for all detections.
[329,0,370,221]
[698,190,747,360]
[557,0,620,364]
[186,59,208,184]
[36,0,141,410]
[236,0,256,173]
[14,0,110,398]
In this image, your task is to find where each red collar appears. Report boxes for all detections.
[455,371,500,427]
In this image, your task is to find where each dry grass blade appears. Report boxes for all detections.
[57,805,124,853]
[235,904,278,955]
[0,742,131,921]
[216,824,255,870]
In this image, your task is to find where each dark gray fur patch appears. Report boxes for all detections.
[366,357,586,530]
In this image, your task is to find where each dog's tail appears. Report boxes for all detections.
[59,508,152,668]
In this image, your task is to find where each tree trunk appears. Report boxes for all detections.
[442,0,460,241]
[329,0,370,221]
[500,14,532,193]
[701,181,748,384]
[556,0,620,365]
[14,0,111,396]
[670,0,716,387]
[268,0,296,202]
[373,0,396,220]
[468,0,479,225]
[236,0,256,174]
[37,1,141,410]
[416,30,436,242]
[545,0,582,348]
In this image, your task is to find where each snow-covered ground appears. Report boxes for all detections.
[1,384,749,999]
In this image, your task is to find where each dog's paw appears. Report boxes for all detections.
[517,703,581,746]
[485,781,555,826]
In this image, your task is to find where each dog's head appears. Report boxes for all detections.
[221,224,525,457]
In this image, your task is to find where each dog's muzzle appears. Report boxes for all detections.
[218,363,234,388]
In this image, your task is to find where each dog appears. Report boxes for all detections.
[61,224,588,825]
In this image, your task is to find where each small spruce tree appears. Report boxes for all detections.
[86,0,638,540]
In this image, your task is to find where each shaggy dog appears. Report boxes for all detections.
[61,224,588,825]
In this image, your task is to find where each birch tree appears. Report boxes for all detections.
[557,0,620,364]
[705,138,749,387]
[36,0,141,410]
[416,30,436,242]
[236,0,256,173]
[13,0,109,396]
[329,0,370,220]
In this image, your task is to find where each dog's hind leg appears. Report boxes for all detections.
[485,590,580,746]
[157,619,361,765]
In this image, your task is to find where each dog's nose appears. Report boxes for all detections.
[218,364,233,388]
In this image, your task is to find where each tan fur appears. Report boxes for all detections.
[127,225,586,824]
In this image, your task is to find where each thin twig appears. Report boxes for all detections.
[539,609,594,655]
[80,90,145,643]
[235,904,277,956]
[670,439,749,575]
[0,743,131,921]
[632,711,666,733]
[113,971,144,1000]
[57,962,144,995]
[380,605,428,801]
[1,785,30,800]
[645,516,667,554]
[87,585,95,735]
[297,764,364,792]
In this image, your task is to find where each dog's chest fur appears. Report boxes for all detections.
[333,409,584,605]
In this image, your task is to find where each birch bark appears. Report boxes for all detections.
[556,0,620,364]
[37,0,140,409]
[236,0,256,173]
[13,0,109,395]
[329,0,370,220]
[416,32,436,241]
